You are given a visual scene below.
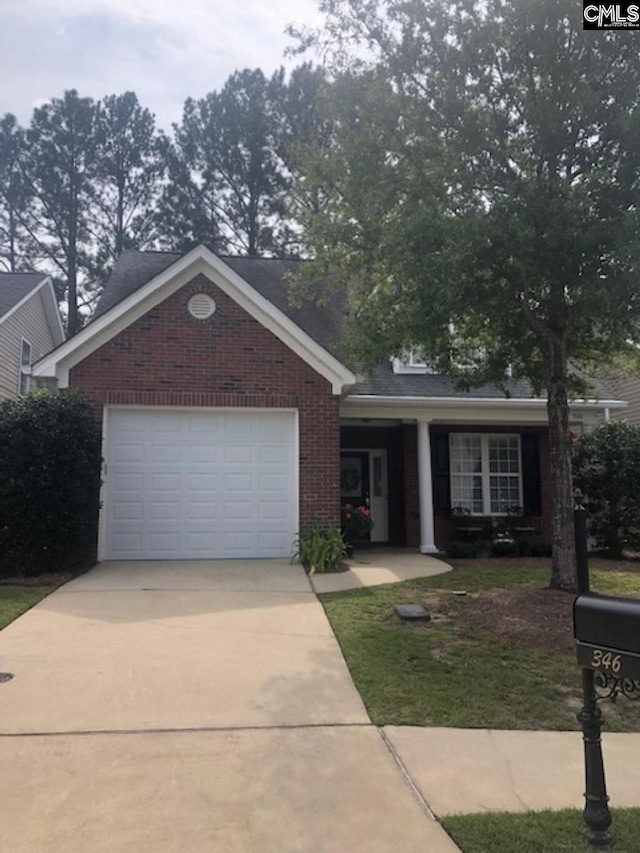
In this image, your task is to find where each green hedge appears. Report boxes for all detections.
[0,390,102,577]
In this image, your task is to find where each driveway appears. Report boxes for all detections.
[0,560,458,852]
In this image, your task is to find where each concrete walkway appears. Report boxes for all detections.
[310,547,451,593]
[0,560,459,853]
[384,726,640,816]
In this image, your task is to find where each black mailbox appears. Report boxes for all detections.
[574,593,640,680]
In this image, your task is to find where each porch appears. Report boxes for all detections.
[340,417,552,553]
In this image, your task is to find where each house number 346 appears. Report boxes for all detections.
[591,649,622,673]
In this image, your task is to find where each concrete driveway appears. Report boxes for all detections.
[0,560,458,853]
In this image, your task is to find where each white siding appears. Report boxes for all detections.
[0,290,58,400]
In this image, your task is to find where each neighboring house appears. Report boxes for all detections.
[0,272,65,401]
[32,246,625,561]
[608,377,640,424]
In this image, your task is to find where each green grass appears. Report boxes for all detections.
[442,808,640,853]
[319,559,640,731]
[0,586,54,629]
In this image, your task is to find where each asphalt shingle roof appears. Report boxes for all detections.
[92,250,619,402]
[0,272,47,319]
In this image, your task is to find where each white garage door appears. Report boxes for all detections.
[104,408,298,560]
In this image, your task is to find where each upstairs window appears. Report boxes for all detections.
[392,349,436,374]
[450,434,522,515]
[18,339,31,396]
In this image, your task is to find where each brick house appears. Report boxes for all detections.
[33,246,623,561]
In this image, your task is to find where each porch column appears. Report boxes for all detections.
[417,419,438,553]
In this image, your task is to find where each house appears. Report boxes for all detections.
[608,377,640,425]
[32,246,625,561]
[0,272,65,400]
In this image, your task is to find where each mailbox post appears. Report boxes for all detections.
[574,491,612,850]
[573,491,640,849]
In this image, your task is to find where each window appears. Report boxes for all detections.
[392,349,436,374]
[450,434,522,515]
[18,339,31,396]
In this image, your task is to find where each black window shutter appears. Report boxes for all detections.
[432,433,451,512]
[521,433,542,515]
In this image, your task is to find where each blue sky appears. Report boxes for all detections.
[1,0,323,132]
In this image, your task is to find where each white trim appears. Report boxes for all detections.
[450,433,523,517]
[0,275,48,325]
[0,276,64,345]
[33,247,356,395]
[98,404,300,562]
[345,394,626,410]
[17,337,32,397]
[417,420,438,553]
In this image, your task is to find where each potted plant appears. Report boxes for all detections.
[340,504,375,553]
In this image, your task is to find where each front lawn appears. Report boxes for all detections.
[442,808,640,853]
[319,558,640,730]
[0,586,56,629]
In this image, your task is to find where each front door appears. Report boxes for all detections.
[340,450,388,543]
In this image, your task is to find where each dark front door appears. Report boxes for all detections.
[340,452,371,540]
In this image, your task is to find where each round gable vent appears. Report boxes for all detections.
[187,293,216,320]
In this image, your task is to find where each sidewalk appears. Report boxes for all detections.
[384,726,640,816]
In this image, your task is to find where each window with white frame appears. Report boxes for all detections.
[18,339,31,396]
[392,349,436,374]
[450,434,522,515]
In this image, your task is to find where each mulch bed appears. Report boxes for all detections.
[448,587,576,654]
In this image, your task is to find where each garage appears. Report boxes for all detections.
[103,408,298,560]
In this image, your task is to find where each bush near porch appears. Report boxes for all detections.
[319,557,640,731]
[0,391,102,578]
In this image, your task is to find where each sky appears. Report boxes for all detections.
[1,0,324,133]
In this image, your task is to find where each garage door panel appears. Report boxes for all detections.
[150,501,181,520]
[113,502,143,520]
[106,409,297,560]
[114,472,143,492]
[188,501,219,519]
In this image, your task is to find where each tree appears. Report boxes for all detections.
[277,64,334,255]
[0,114,29,272]
[573,421,640,559]
[291,0,640,589]
[159,68,291,256]
[20,90,98,334]
[89,92,165,289]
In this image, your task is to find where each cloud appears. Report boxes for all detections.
[0,0,323,131]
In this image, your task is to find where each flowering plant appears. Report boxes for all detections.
[341,503,375,538]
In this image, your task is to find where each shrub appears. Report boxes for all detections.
[445,540,478,559]
[0,390,102,577]
[516,537,552,557]
[292,526,347,575]
[573,420,640,557]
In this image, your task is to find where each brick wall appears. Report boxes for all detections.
[69,273,341,530]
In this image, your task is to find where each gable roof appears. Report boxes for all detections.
[33,246,356,394]
[0,272,49,319]
[34,247,624,410]
[92,249,352,368]
[0,272,65,345]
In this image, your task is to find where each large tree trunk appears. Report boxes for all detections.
[547,376,577,590]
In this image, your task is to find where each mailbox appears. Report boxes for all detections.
[574,593,640,680]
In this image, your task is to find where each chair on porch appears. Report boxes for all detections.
[506,505,537,537]
[450,506,485,541]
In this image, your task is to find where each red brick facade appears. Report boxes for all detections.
[69,273,341,530]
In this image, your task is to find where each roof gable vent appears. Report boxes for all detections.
[187,293,216,320]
